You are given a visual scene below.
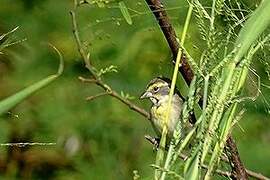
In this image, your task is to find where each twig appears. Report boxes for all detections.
[246,169,270,180]
[0,142,56,147]
[144,0,249,179]
[70,5,97,78]
[70,0,150,122]
[110,91,150,119]
[86,92,109,101]
[79,76,150,119]
[78,76,98,83]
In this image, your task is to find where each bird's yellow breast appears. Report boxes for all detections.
[151,103,169,133]
[150,97,182,137]
[151,105,167,122]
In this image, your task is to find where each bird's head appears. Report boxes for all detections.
[140,77,174,105]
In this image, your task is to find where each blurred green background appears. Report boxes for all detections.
[0,0,269,179]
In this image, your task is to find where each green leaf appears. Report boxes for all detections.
[0,45,64,115]
[119,1,132,25]
[234,0,270,63]
[184,149,200,180]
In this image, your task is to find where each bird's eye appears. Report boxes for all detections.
[153,86,159,92]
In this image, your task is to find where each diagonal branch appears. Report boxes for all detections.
[146,0,194,85]
[226,136,249,180]
[70,1,150,121]
[78,76,150,119]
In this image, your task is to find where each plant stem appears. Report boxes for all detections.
[201,63,236,164]
[203,75,209,110]
[160,2,194,179]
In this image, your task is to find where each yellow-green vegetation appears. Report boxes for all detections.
[0,0,269,179]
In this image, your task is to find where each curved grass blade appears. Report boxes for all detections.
[0,45,64,115]
[234,0,270,63]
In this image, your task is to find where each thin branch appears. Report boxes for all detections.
[70,9,97,78]
[86,92,109,101]
[110,91,150,119]
[78,76,98,83]
[79,77,150,118]
[246,169,270,180]
[0,142,56,147]
[70,0,150,122]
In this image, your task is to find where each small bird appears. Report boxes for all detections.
[140,77,184,139]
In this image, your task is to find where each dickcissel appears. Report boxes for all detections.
[140,77,184,139]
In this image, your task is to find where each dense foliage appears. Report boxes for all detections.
[0,0,269,179]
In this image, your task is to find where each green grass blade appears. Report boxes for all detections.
[201,0,270,165]
[184,148,200,180]
[0,46,64,115]
[234,0,270,63]
[119,1,133,25]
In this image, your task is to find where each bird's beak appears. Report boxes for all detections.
[140,91,152,99]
